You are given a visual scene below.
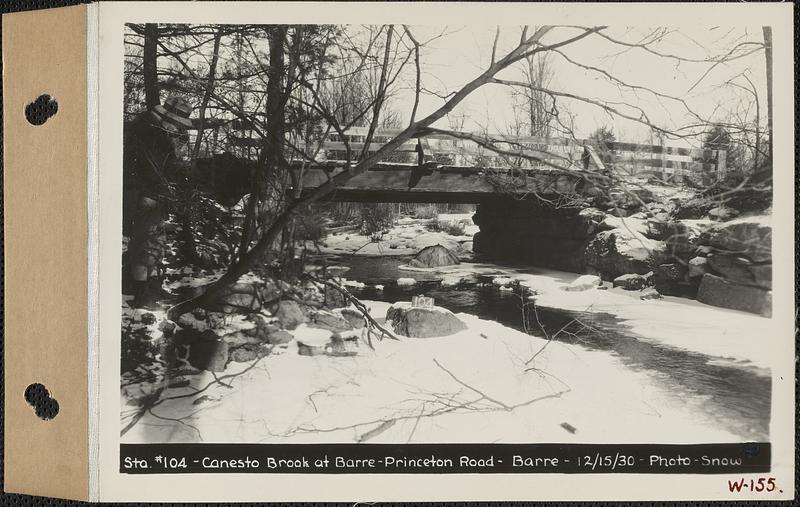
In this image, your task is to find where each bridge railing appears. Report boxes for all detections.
[216,124,726,185]
[311,128,727,184]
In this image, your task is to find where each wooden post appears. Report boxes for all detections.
[716,149,727,182]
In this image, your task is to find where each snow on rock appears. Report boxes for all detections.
[599,216,648,235]
[584,224,666,278]
[408,244,460,268]
[308,309,352,332]
[491,276,516,288]
[296,325,333,356]
[613,273,646,290]
[639,288,663,300]
[340,278,366,289]
[561,274,602,292]
[708,206,739,221]
[396,277,417,287]
[708,215,772,263]
[688,256,709,277]
[386,302,468,338]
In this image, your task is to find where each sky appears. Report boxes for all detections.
[127,23,769,150]
[387,24,769,148]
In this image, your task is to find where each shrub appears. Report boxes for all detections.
[121,326,160,375]
[425,218,466,236]
[414,204,439,220]
[294,209,327,242]
[359,203,396,235]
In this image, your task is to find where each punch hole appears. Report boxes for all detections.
[24,383,59,420]
[25,94,58,125]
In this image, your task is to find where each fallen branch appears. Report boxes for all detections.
[433,358,511,411]
[307,274,401,343]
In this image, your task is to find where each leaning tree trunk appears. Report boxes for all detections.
[167,25,566,321]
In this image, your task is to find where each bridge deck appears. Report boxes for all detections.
[296,163,592,203]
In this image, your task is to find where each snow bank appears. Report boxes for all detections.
[122,300,745,445]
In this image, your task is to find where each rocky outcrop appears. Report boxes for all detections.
[693,217,772,315]
[613,273,646,290]
[697,273,772,317]
[386,302,467,338]
[706,252,771,289]
[708,218,772,263]
[408,244,460,268]
[473,198,772,315]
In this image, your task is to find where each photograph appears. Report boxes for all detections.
[117,21,775,447]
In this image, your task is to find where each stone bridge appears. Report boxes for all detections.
[294,162,602,203]
[189,126,726,205]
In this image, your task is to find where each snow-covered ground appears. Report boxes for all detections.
[393,262,773,371]
[122,300,748,444]
[121,209,771,445]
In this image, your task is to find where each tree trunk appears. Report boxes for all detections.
[180,28,224,266]
[143,23,160,109]
[762,26,773,166]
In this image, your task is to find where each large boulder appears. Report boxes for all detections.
[639,288,663,300]
[697,273,772,317]
[613,273,646,290]
[228,343,268,363]
[266,329,294,345]
[275,300,306,330]
[584,227,666,279]
[706,252,771,290]
[708,206,739,221]
[308,309,352,332]
[296,326,332,356]
[688,256,709,278]
[409,244,460,268]
[340,308,366,329]
[708,217,771,263]
[386,302,467,338]
[652,262,690,296]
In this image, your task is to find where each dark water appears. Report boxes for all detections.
[322,254,771,441]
